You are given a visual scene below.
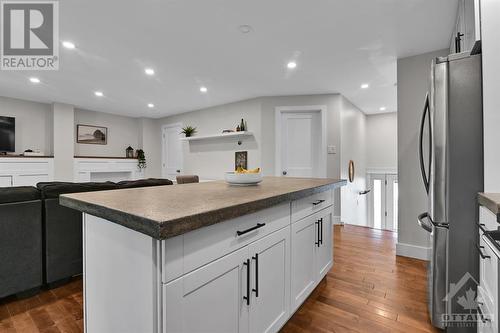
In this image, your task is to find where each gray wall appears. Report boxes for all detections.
[74,109,141,157]
[0,96,53,154]
[397,49,449,259]
[366,112,398,170]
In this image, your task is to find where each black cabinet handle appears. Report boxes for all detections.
[315,220,320,247]
[319,218,323,245]
[252,253,259,297]
[312,199,325,206]
[236,223,266,236]
[476,244,491,259]
[243,259,250,305]
[477,222,487,233]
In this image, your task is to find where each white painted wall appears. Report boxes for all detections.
[138,118,162,178]
[366,112,397,171]
[74,109,140,157]
[340,97,367,226]
[0,96,53,154]
[53,103,75,181]
[158,98,262,180]
[481,0,500,192]
[397,49,449,260]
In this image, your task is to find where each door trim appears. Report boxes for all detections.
[161,123,183,179]
[274,105,327,178]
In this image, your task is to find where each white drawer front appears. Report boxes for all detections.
[480,206,500,233]
[291,190,333,223]
[162,202,291,283]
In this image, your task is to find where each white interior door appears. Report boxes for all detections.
[369,173,398,231]
[162,124,183,180]
[280,112,321,178]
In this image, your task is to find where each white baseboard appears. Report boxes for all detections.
[333,216,342,225]
[396,242,431,261]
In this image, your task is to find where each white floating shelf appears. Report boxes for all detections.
[180,131,254,142]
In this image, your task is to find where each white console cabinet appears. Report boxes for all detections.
[0,157,54,187]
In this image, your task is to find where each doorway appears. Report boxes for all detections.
[368,173,398,231]
[162,123,183,180]
[275,106,327,178]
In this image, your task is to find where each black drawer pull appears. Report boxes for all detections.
[236,223,266,236]
[315,220,321,247]
[476,243,491,259]
[252,253,259,297]
[477,222,487,233]
[243,259,250,305]
[319,218,323,245]
[312,199,326,206]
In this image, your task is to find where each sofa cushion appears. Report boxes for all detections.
[116,178,173,189]
[0,186,41,204]
[37,182,119,199]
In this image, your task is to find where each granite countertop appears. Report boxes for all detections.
[478,193,500,221]
[60,176,346,240]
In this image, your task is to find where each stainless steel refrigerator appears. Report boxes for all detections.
[417,52,483,331]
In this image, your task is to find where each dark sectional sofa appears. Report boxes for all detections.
[0,178,173,298]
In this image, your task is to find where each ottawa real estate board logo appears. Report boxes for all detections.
[0,0,59,70]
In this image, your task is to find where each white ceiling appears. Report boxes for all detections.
[0,0,458,118]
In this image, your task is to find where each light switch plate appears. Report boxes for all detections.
[327,145,337,154]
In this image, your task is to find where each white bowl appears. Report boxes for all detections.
[224,172,263,185]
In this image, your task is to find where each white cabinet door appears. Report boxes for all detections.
[164,246,249,333]
[290,214,317,312]
[248,227,290,333]
[0,176,12,187]
[315,211,333,280]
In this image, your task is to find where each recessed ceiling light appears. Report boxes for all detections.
[361,83,369,89]
[147,103,155,108]
[94,91,104,97]
[144,68,155,76]
[29,77,40,84]
[379,106,386,111]
[200,86,208,93]
[238,25,253,33]
[62,41,76,49]
[287,61,297,69]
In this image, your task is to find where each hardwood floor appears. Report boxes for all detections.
[0,278,83,333]
[281,225,439,333]
[0,225,437,333]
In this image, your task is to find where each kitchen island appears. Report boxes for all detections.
[61,176,346,333]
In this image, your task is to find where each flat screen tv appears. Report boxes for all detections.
[0,116,15,152]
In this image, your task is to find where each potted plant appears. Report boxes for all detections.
[181,125,197,137]
[136,149,146,169]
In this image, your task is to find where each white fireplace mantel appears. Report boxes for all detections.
[74,157,144,183]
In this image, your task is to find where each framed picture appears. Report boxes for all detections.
[235,151,248,170]
[77,124,107,145]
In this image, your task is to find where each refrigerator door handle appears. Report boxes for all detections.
[419,93,431,194]
[418,212,432,233]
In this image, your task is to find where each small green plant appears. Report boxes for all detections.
[136,149,146,169]
[181,125,197,137]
